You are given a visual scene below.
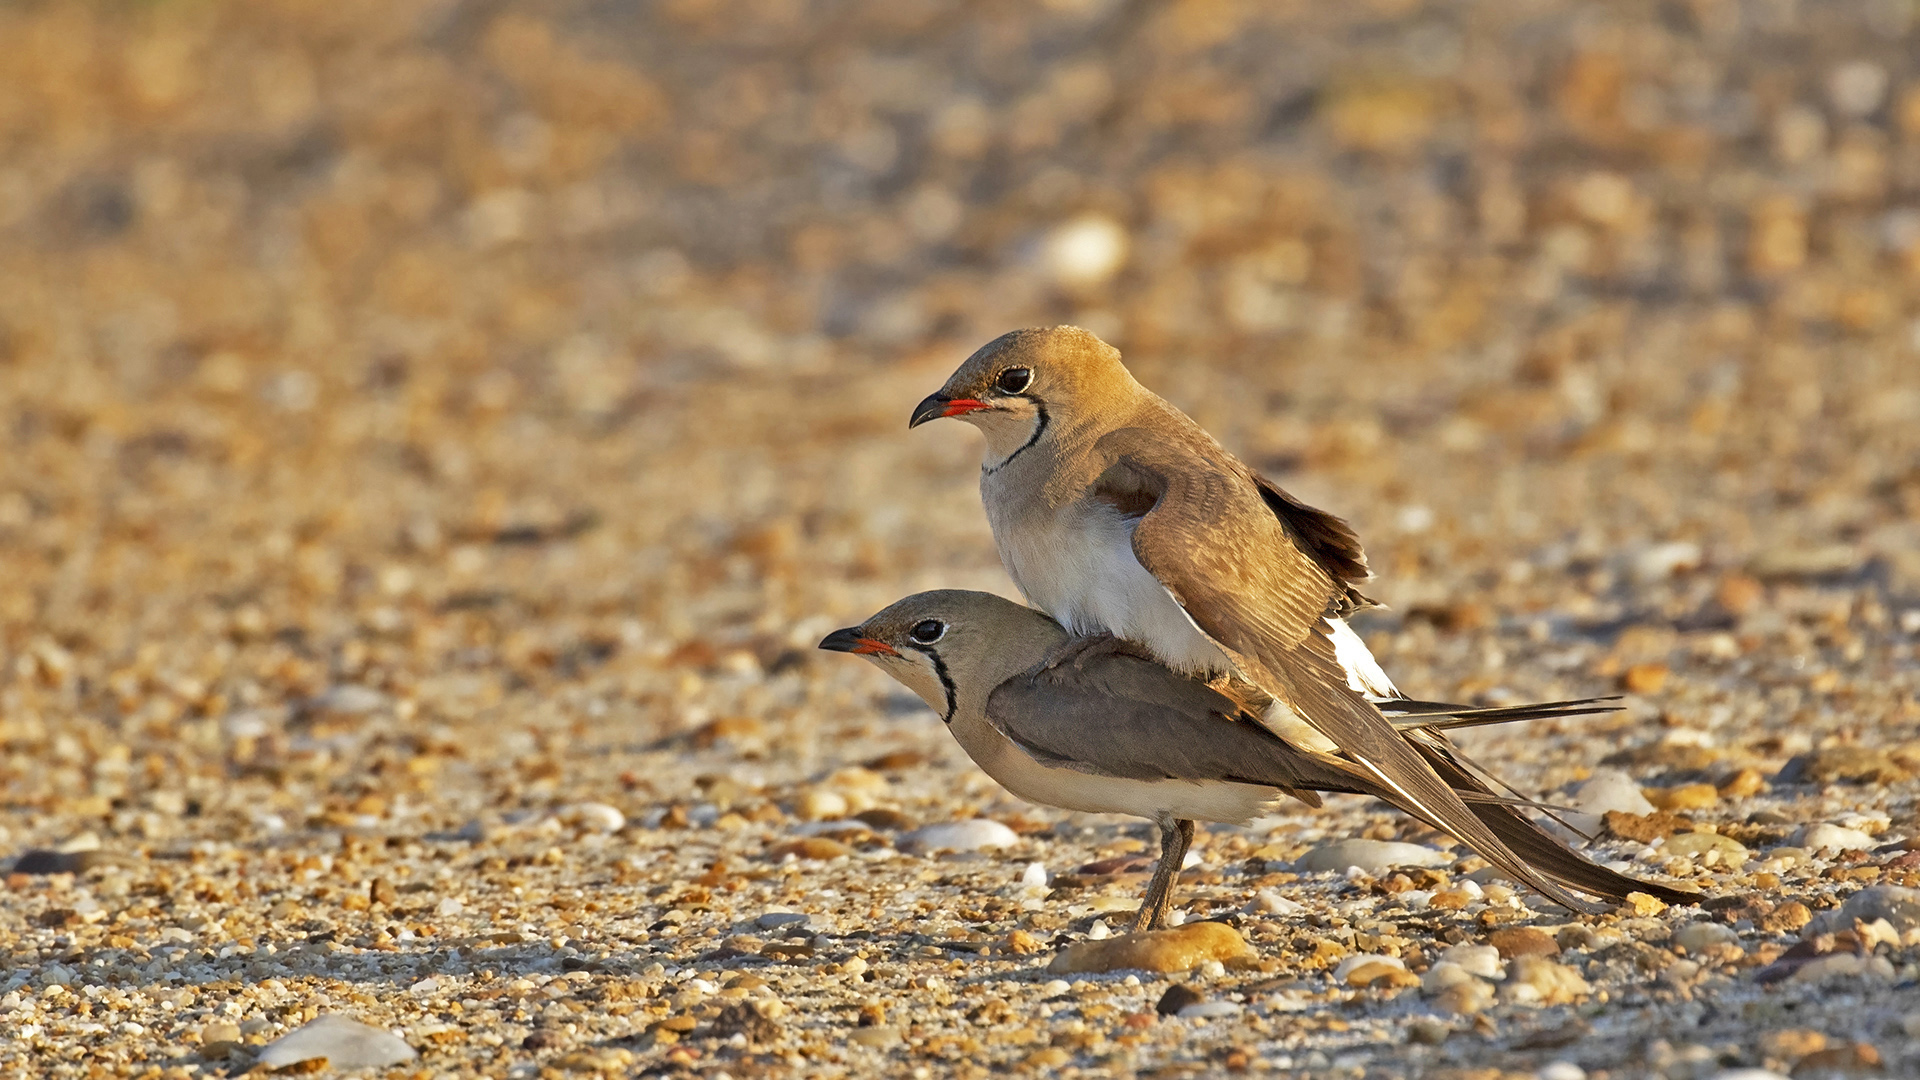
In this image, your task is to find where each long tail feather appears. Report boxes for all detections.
[1384,696,1623,732]
[1411,740,1698,905]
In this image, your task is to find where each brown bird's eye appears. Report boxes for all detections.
[909,619,946,644]
[995,367,1032,395]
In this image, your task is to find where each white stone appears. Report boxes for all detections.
[57,832,101,854]
[1703,1072,1789,1080]
[256,1015,416,1070]
[1332,954,1405,982]
[1253,889,1303,915]
[436,897,464,917]
[565,803,626,833]
[899,819,1019,854]
[756,911,809,931]
[1564,769,1656,833]
[797,790,849,822]
[408,977,439,995]
[1020,862,1049,890]
[1043,214,1129,288]
[1538,1063,1587,1080]
[1421,962,1475,995]
[1673,922,1739,953]
[1790,822,1876,854]
[1437,944,1506,979]
[1296,839,1447,874]
[1632,541,1702,582]
[1829,61,1889,117]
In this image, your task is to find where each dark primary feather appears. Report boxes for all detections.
[1092,422,1604,913]
[1410,734,1699,905]
[1250,473,1374,608]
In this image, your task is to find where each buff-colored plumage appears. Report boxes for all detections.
[912,327,1614,913]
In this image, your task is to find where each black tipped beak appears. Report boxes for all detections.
[909,392,950,429]
[819,626,900,657]
[819,626,867,653]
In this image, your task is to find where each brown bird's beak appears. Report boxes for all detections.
[818,627,899,656]
[909,392,989,428]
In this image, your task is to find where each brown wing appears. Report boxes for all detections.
[1092,425,1601,913]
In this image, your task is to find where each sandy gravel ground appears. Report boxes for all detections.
[3,1,1920,1077]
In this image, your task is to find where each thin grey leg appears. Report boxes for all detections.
[1129,817,1196,933]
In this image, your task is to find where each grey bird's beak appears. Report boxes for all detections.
[819,626,899,656]
[910,392,989,428]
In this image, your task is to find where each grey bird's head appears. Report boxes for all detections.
[909,327,1137,464]
[818,590,1066,722]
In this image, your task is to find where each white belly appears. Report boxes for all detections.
[990,498,1230,675]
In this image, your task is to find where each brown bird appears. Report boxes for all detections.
[822,590,1690,931]
[909,326,1681,915]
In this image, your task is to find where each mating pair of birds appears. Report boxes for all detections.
[820,327,1690,931]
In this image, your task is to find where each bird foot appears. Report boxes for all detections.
[1034,632,1131,672]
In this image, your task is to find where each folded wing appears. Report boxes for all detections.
[1094,425,1605,913]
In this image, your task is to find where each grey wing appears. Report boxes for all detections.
[983,646,1368,797]
[1095,426,1603,913]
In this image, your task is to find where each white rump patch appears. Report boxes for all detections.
[1327,618,1400,700]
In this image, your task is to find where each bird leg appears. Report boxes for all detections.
[1129,817,1196,933]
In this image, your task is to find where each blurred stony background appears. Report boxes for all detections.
[3,0,1920,1077]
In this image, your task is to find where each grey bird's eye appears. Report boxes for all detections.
[909,619,946,644]
[995,367,1032,395]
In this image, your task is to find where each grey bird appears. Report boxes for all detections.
[821,590,1691,931]
[908,327,1666,914]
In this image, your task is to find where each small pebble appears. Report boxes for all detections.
[1296,839,1446,874]
[12,851,102,875]
[797,790,849,822]
[1433,979,1495,1016]
[1048,922,1251,974]
[1421,963,1476,995]
[756,911,809,931]
[1674,922,1740,953]
[565,802,626,833]
[1332,953,1404,983]
[1253,889,1304,915]
[1565,769,1656,833]
[847,1025,902,1048]
[1790,822,1876,854]
[899,819,1019,854]
[256,1015,416,1070]
[1806,884,1920,935]
[1437,944,1506,979]
[1176,1001,1243,1019]
[1663,832,1750,866]
[1488,927,1558,959]
[1500,956,1591,1005]
[1155,984,1203,1015]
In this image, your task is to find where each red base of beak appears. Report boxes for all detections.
[941,398,989,417]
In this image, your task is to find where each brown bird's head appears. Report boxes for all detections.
[909,327,1138,465]
[818,590,1066,723]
